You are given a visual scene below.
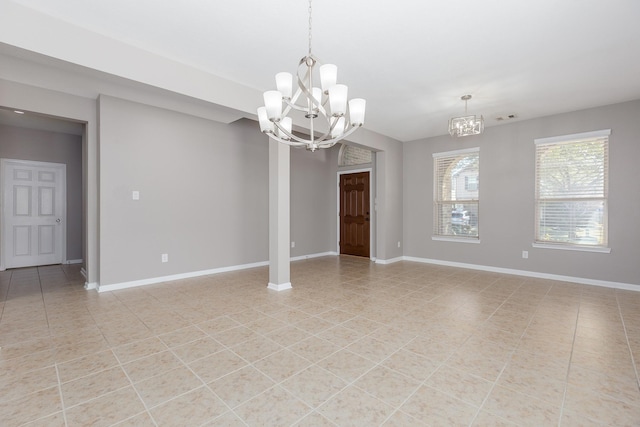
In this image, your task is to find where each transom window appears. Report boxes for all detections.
[433,148,479,239]
[339,144,372,167]
[534,130,609,250]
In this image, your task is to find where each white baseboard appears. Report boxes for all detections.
[84,282,97,290]
[375,256,404,265]
[95,253,341,293]
[267,282,292,291]
[64,259,83,265]
[97,260,269,293]
[290,251,338,262]
[403,256,640,291]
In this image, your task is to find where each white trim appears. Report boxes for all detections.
[532,243,611,253]
[84,282,97,290]
[291,251,338,262]
[375,256,403,265]
[96,260,269,293]
[337,167,373,175]
[337,168,374,259]
[534,129,611,145]
[80,267,87,279]
[403,256,639,291]
[267,282,292,291]
[432,236,481,244]
[432,147,479,158]
[94,254,340,293]
[64,259,83,265]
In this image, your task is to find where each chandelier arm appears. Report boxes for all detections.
[264,130,309,147]
[313,125,360,149]
[297,57,324,114]
[272,120,300,143]
[270,120,361,147]
[314,123,361,146]
[283,97,308,114]
[272,120,323,145]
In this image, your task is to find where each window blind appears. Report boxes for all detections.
[534,130,609,247]
[433,148,479,238]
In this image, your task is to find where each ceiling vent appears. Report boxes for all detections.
[495,114,518,121]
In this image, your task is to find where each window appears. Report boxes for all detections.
[339,144,372,166]
[465,175,478,191]
[534,130,609,249]
[433,148,479,239]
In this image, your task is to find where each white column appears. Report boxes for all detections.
[267,140,292,291]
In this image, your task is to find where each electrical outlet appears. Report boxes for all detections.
[161,253,168,263]
[291,241,295,248]
[397,241,401,248]
[132,190,140,200]
[522,251,528,259]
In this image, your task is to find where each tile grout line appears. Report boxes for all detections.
[556,289,583,427]
[110,342,160,427]
[615,290,640,392]
[53,363,70,427]
[464,280,535,426]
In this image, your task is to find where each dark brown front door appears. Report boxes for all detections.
[340,171,370,257]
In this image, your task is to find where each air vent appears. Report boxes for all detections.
[495,114,518,121]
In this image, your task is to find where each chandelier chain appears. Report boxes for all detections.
[308,0,312,55]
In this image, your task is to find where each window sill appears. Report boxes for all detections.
[432,236,481,244]
[532,243,611,253]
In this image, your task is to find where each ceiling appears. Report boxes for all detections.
[5,0,640,142]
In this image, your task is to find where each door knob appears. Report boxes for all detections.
[56,218,61,223]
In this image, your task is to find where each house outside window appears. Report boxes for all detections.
[339,144,372,167]
[534,129,610,251]
[465,175,479,191]
[433,148,479,239]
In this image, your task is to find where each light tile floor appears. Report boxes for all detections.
[1,257,639,426]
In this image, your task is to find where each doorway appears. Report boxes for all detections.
[1,159,67,269]
[339,171,371,258]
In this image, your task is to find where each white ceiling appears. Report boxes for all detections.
[6,0,640,142]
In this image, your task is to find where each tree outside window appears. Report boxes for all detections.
[534,130,609,247]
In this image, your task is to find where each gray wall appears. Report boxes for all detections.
[98,95,339,286]
[403,100,640,286]
[291,145,339,258]
[0,124,83,261]
[347,129,404,261]
[0,78,98,285]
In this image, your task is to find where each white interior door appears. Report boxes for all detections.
[1,159,66,269]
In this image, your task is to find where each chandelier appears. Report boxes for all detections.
[449,95,484,137]
[257,0,366,152]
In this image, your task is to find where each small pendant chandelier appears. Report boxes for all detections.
[257,0,366,152]
[449,95,484,137]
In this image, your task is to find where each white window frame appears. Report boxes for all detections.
[533,129,610,253]
[432,147,480,243]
